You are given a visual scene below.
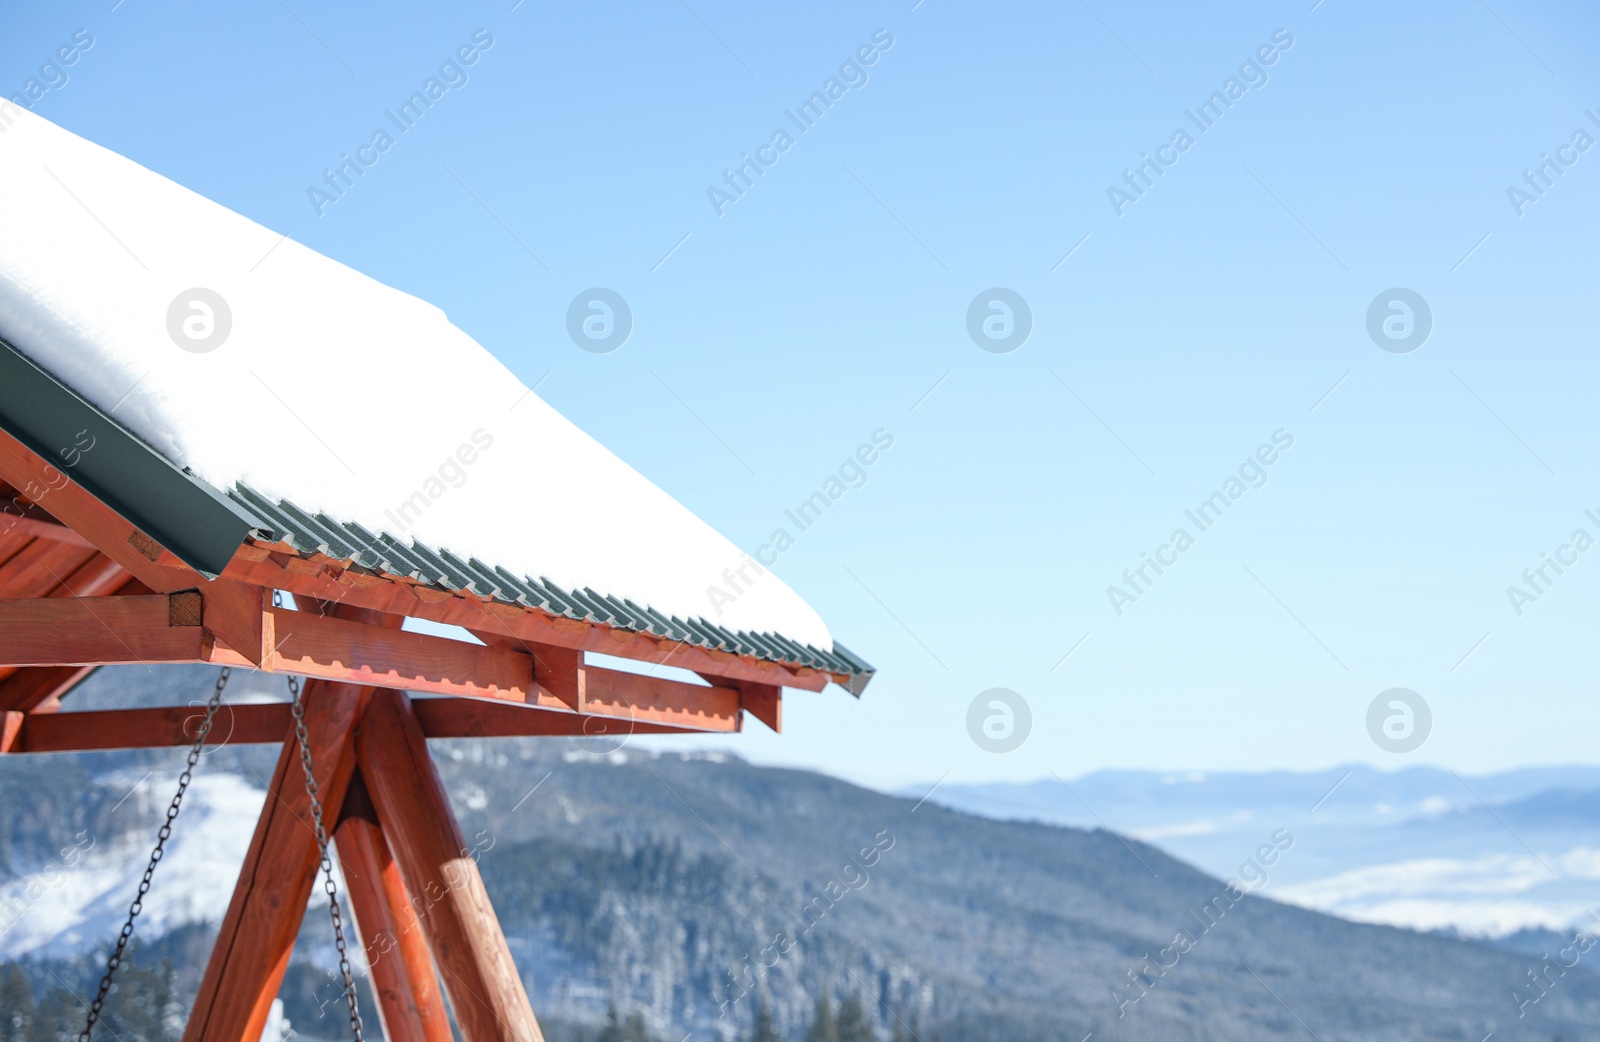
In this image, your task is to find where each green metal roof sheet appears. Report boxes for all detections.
[228,482,872,691]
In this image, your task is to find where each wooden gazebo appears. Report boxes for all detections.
[0,106,870,1042]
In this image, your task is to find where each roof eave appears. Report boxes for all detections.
[0,337,257,577]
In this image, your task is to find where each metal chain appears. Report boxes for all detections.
[279,590,366,1042]
[80,666,232,1042]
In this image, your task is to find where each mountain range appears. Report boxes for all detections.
[915,766,1600,938]
[3,664,1599,1041]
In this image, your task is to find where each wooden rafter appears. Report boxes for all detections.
[0,497,94,547]
[0,666,96,714]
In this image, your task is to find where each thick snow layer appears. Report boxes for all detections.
[0,107,831,650]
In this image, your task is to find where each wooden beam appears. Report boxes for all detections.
[0,561,138,706]
[2,696,715,754]
[260,606,533,703]
[221,546,834,692]
[582,666,740,732]
[0,594,530,700]
[11,703,293,753]
[357,689,544,1042]
[336,779,454,1042]
[183,680,369,1042]
[0,594,206,666]
[50,550,134,599]
[467,631,742,730]
[696,669,783,732]
[0,537,99,600]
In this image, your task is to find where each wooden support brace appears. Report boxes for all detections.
[0,711,21,753]
[473,630,744,730]
[530,643,584,712]
[201,579,273,667]
[357,688,544,1042]
[0,665,95,714]
[735,682,783,733]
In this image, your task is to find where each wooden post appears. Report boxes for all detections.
[182,680,368,1042]
[335,774,454,1042]
[356,688,544,1042]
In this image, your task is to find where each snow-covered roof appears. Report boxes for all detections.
[0,106,861,680]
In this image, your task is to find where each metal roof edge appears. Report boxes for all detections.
[0,336,260,577]
[228,482,874,689]
[830,641,875,697]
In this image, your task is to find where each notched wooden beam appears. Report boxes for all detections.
[257,607,534,703]
[582,666,741,732]
[222,546,833,693]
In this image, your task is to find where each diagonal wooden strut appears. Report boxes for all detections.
[182,680,368,1042]
[357,688,544,1042]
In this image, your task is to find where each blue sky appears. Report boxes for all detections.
[8,0,1600,790]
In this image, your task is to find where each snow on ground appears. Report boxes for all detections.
[1274,849,1600,937]
[920,769,1600,939]
[0,770,282,958]
[0,105,831,650]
